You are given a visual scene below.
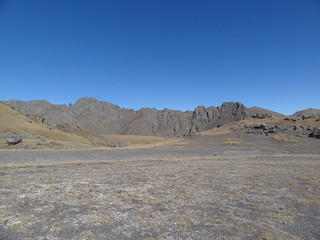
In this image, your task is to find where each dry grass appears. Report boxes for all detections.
[223,138,253,145]
[104,135,165,144]
[0,154,319,239]
[104,135,186,149]
[80,231,95,239]
[269,134,300,144]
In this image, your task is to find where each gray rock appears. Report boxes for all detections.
[284,117,297,121]
[251,113,272,119]
[309,128,320,139]
[6,133,23,145]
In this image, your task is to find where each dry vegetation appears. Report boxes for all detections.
[0,154,319,239]
[222,138,253,145]
[269,134,301,144]
[104,135,165,145]
[104,135,186,149]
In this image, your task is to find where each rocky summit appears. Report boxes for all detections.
[7,98,253,137]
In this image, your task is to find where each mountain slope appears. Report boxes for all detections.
[245,106,285,118]
[293,108,320,117]
[0,101,99,149]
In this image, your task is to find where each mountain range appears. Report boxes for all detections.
[5,97,294,137]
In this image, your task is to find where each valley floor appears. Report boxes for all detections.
[0,134,319,240]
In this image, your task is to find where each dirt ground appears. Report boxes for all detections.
[0,133,319,240]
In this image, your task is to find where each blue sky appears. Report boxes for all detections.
[0,0,319,115]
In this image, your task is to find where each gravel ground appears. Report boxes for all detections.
[0,134,319,240]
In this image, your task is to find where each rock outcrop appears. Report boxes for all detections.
[241,121,320,140]
[309,128,320,139]
[7,98,248,137]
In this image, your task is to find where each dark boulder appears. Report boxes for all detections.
[309,128,320,139]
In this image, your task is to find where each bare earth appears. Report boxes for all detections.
[0,133,319,240]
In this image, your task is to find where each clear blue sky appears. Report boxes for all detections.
[0,0,319,115]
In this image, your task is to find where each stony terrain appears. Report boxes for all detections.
[234,116,320,142]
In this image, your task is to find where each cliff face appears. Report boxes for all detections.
[7,98,248,137]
